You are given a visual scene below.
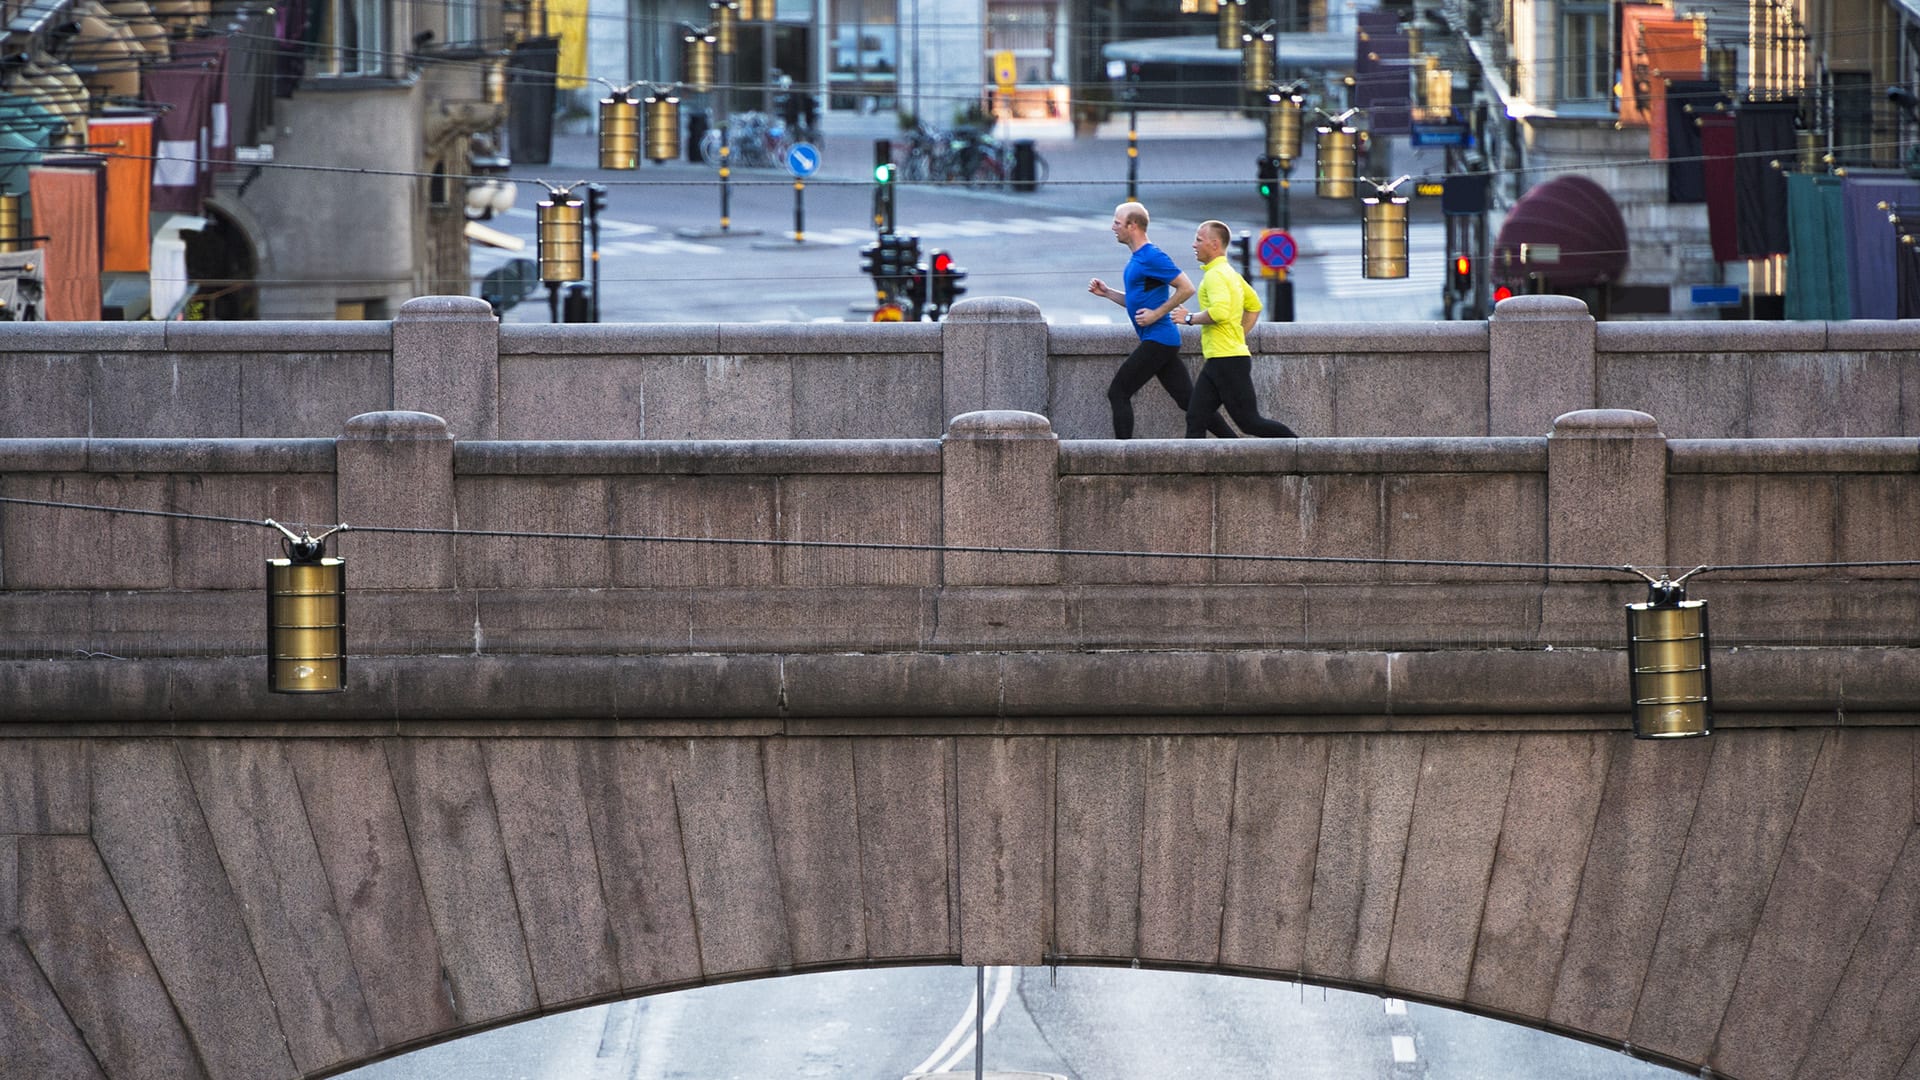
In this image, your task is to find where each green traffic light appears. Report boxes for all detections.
[1259,183,1274,197]
[874,162,895,183]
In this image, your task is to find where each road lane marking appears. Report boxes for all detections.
[1392,1035,1417,1063]
[909,966,1015,1077]
[1383,998,1407,1015]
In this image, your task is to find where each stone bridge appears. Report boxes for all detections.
[3,298,1919,1080]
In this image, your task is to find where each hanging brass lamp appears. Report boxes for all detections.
[1360,177,1410,279]
[1217,0,1245,50]
[645,88,682,163]
[1266,83,1305,166]
[710,1,738,54]
[484,55,508,105]
[1241,22,1274,92]
[599,87,641,169]
[0,193,26,254]
[1316,110,1359,198]
[683,27,717,91]
[537,186,585,283]
[266,523,346,694]
[1626,578,1713,738]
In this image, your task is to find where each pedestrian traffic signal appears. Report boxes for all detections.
[1257,155,1280,199]
[1450,253,1472,294]
[873,138,895,184]
[929,250,967,313]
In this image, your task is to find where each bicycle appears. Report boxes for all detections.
[699,111,789,169]
[954,130,1049,190]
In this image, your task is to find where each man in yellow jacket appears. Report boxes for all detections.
[1170,219,1299,439]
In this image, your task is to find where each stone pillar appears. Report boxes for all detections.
[1547,409,1667,581]
[1488,294,1596,436]
[941,296,1049,423]
[335,411,456,589]
[941,410,1060,585]
[392,295,499,440]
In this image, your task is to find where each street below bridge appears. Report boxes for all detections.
[342,967,1677,1079]
[474,113,1455,324]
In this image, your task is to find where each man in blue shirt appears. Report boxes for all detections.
[1088,201,1235,438]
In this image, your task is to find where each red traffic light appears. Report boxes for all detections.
[932,252,955,274]
[1492,284,1514,302]
[1453,255,1470,277]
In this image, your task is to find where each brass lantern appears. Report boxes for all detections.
[484,55,508,105]
[267,528,345,694]
[537,188,585,284]
[711,0,738,54]
[683,28,717,91]
[1266,86,1304,166]
[1360,185,1409,279]
[600,90,640,170]
[1217,0,1244,51]
[645,89,682,162]
[0,192,25,254]
[1626,580,1712,738]
[1241,24,1274,92]
[1316,115,1357,198]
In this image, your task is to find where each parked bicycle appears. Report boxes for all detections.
[894,123,1048,190]
[699,111,791,169]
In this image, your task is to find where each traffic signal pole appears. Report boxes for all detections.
[586,183,605,323]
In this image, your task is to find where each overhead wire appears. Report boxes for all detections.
[4,492,1912,581]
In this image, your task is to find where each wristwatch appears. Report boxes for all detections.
[1183,311,1194,325]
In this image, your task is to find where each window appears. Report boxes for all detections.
[1560,5,1610,103]
[447,0,477,46]
[314,0,388,77]
[1831,71,1874,167]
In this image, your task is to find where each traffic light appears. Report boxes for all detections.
[905,260,928,319]
[929,250,967,314]
[1450,253,1472,295]
[1493,283,1514,303]
[1257,155,1280,199]
[860,240,881,280]
[872,138,896,232]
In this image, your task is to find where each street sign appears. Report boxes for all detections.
[1256,229,1297,270]
[994,50,1018,92]
[1410,122,1470,147]
[785,142,820,179]
[1690,284,1742,306]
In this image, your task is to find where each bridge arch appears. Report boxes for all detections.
[6,725,1913,1080]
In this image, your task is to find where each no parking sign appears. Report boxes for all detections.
[1256,229,1297,270]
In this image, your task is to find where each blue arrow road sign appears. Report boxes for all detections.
[785,142,820,178]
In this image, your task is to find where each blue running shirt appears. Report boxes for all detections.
[1124,242,1183,346]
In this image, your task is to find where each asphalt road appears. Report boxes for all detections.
[474,114,1459,324]
[338,965,1683,1079]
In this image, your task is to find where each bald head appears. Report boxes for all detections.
[1115,202,1150,230]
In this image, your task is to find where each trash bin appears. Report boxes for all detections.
[686,111,708,164]
[506,36,558,165]
[1012,139,1037,193]
[562,283,592,323]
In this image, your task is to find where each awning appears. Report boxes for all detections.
[1493,175,1629,288]
[63,1,144,100]
[100,0,170,61]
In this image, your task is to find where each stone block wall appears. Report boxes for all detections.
[2,407,1918,722]
[2,296,1917,442]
